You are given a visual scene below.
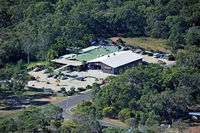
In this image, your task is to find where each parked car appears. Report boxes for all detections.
[153,53,159,58]
[141,51,147,55]
[53,74,59,79]
[148,52,153,56]
[33,67,40,72]
[43,69,49,74]
[60,75,68,80]
[160,54,166,58]
[76,77,84,81]
[135,49,142,54]
[47,73,53,78]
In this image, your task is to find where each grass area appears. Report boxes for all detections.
[0,109,23,120]
[0,90,66,119]
[119,37,171,53]
[102,117,127,127]
[27,61,49,68]
[69,105,77,114]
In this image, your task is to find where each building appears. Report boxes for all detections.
[189,112,200,122]
[88,50,143,74]
[110,37,124,44]
[52,45,119,71]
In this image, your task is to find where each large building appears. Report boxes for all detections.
[87,50,143,74]
[51,45,119,71]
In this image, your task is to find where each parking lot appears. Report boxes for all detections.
[142,54,176,66]
[28,70,112,92]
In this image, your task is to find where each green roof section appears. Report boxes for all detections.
[76,46,119,61]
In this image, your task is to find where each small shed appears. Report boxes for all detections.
[110,37,124,44]
[189,112,200,122]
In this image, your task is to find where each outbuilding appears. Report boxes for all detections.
[88,50,143,74]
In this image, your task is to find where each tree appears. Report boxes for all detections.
[72,114,102,133]
[102,106,116,118]
[46,49,58,61]
[56,79,60,86]
[76,100,96,115]
[176,46,200,68]
[0,118,17,133]
[125,118,138,129]
[18,104,63,132]
[186,26,200,46]
[118,108,133,122]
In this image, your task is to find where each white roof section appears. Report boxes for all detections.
[52,59,82,66]
[79,46,98,53]
[60,54,76,59]
[189,112,200,116]
[88,50,143,68]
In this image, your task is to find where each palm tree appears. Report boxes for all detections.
[55,79,60,86]
[46,49,58,61]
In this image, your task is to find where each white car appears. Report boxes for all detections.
[33,67,40,72]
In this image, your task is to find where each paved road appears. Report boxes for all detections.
[55,92,92,119]
[55,92,127,128]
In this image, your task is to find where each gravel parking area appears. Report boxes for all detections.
[28,70,112,92]
[142,54,176,66]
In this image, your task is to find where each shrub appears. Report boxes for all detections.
[102,106,116,118]
[168,55,175,61]
[60,87,66,92]
[86,85,92,90]
[118,108,133,122]
[67,87,76,96]
[77,87,86,92]
[145,112,161,126]
[70,87,75,93]
[77,101,95,115]
[125,118,138,128]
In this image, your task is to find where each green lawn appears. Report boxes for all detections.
[119,37,171,53]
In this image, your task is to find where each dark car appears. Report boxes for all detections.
[47,74,53,78]
[53,74,58,79]
[141,51,147,55]
[76,77,84,81]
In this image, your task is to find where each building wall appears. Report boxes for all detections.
[114,59,142,74]
[101,63,115,74]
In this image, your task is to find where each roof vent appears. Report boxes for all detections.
[113,53,116,55]
[107,55,110,57]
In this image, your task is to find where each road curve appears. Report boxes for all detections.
[55,92,92,119]
[55,92,127,128]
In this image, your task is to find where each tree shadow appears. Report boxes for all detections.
[0,106,22,110]
[1,87,55,111]
[29,101,50,106]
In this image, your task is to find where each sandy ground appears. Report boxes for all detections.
[28,70,112,92]
[183,127,200,133]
